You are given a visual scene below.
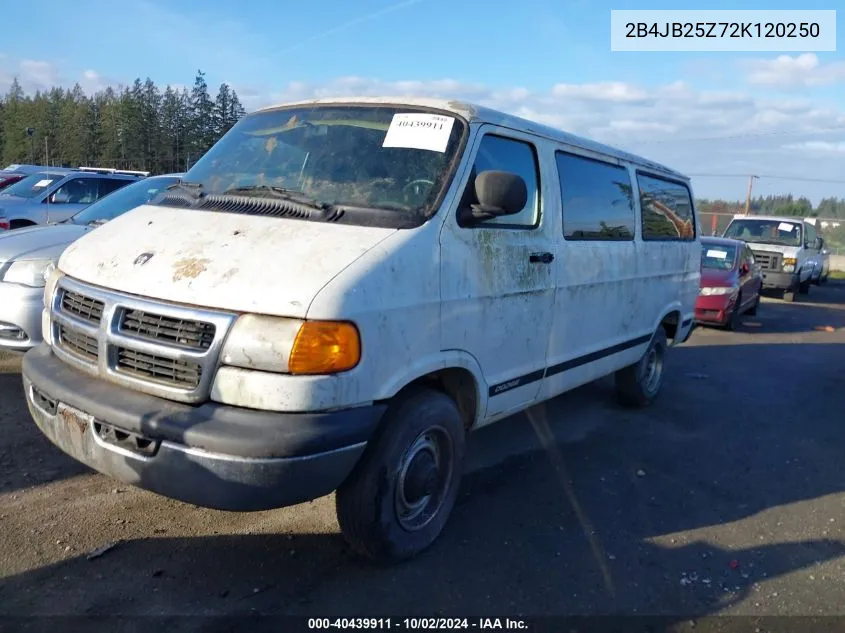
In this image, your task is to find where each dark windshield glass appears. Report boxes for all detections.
[723,218,802,247]
[1,172,66,199]
[71,176,181,225]
[701,243,737,270]
[174,105,466,220]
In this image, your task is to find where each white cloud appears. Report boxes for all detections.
[551,81,650,103]
[0,57,117,95]
[742,53,845,88]
[784,141,845,154]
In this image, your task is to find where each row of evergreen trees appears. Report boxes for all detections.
[0,70,246,174]
[698,194,845,219]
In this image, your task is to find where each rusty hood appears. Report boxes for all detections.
[57,204,397,318]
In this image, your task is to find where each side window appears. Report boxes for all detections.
[98,178,132,198]
[638,173,696,241]
[556,151,635,241]
[461,134,540,228]
[804,222,816,247]
[50,178,100,204]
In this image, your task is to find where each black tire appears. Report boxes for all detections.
[799,276,811,295]
[725,294,742,330]
[335,386,465,563]
[746,292,760,316]
[615,327,668,408]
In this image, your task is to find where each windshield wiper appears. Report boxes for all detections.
[220,185,329,210]
[165,180,204,199]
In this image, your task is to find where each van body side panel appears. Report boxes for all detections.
[439,126,556,424]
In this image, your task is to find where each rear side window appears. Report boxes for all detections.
[638,173,696,241]
[98,178,133,197]
[556,152,635,241]
[462,134,540,228]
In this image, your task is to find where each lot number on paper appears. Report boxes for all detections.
[383,113,455,153]
[706,249,728,259]
[34,179,53,188]
[778,222,795,232]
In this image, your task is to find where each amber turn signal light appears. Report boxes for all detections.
[288,321,361,375]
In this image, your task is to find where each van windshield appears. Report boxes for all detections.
[723,218,803,247]
[172,105,467,226]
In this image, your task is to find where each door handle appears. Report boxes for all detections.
[529,252,554,264]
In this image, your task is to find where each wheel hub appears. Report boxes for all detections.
[403,451,438,502]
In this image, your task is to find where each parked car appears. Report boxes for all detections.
[0,174,182,351]
[722,215,823,302]
[0,170,28,192]
[0,167,148,229]
[695,237,762,329]
[22,97,700,563]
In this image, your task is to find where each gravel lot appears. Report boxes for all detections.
[1,284,844,628]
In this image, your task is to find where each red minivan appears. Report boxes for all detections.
[695,237,763,330]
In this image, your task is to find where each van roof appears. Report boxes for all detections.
[255,96,689,181]
[730,214,809,223]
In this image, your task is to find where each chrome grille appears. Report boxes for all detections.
[58,324,98,361]
[751,250,781,271]
[119,309,215,351]
[49,276,236,404]
[61,290,104,324]
[115,347,202,389]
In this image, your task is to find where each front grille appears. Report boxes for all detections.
[58,324,98,361]
[50,277,235,403]
[751,251,781,271]
[119,309,215,351]
[115,347,202,389]
[61,290,104,324]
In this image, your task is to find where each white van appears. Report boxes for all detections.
[22,97,700,562]
[722,214,825,302]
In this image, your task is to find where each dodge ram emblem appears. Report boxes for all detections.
[134,252,154,266]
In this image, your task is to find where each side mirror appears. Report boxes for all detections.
[468,170,527,221]
[739,263,749,275]
[815,237,824,250]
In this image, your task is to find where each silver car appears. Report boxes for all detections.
[0,173,182,351]
[0,167,147,229]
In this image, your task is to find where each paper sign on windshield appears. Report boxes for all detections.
[706,249,728,259]
[778,222,795,232]
[382,113,455,153]
[34,179,53,188]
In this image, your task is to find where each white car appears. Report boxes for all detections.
[22,97,700,562]
[722,215,825,302]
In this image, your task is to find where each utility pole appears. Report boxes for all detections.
[44,136,50,166]
[744,175,759,215]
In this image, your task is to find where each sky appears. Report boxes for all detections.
[1,0,844,205]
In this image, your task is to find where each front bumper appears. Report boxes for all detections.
[761,270,798,291]
[694,294,734,325]
[22,344,385,511]
[0,282,44,351]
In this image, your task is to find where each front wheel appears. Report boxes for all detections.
[616,327,668,408]
[799,276,811,295]
[335,386,465,563]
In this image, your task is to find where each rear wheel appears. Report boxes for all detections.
[335,386,465,563]
[616,327,667,408]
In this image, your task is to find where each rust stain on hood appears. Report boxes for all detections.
[172,257,211,282]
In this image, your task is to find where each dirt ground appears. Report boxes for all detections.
[2,283,845,631]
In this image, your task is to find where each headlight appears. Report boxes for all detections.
[2,258,55,287]
[700,286,737,296]
[220,315,361,375]
[43,263,62,307]
[782,257,796,273]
